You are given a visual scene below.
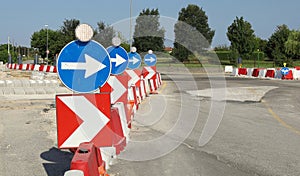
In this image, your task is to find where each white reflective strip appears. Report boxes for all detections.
[64,170,84,176]
[112,103,130,140]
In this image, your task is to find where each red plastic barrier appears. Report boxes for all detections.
[238,68,247,75]
[252,68,260,77]
[53,66,57,73]
[282,70,293,80]
[29,64,35,71]
[18,64,23,70]
[265,70,275,78]
[69,142,106,176]
[39,64,44,72]
[294,66,300,70]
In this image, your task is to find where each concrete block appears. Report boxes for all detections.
[21,80,31,87]
[0,80,6,87]
[29,80,37,87]
[12,80,22,87]
[36,80,45,87]
[24,88,36,95]
[55,87,71,94]
[34,88,46,94]
[44,87,56,94]
[5,80,14,87]
[3,88,14,95]
[13,88,25,95]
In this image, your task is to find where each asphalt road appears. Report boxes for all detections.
[1,69,300,176]
[110,72,300,176]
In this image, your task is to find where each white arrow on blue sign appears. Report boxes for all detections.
[144,53,157,66]
[107,46,129,75]
[127,52,141,69]
[57,40,111,93]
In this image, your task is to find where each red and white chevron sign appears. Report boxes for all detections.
[100,74,128,105]
[143,66,156,79]
[125,69,141,86]
[56,94,111,149]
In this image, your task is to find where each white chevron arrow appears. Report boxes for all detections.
[129,56,140,65]
[61,54,107,78]
[107,76,127,104]
[59,96,110,148]
[144,67,156,79]
[145,57,156,63]
[111,54,127,67]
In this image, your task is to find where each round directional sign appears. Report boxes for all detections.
[281,67,289,76]
[144,53,157,66]
[106,46,129,75]
[127,52,141,69]
[57,40,111,93]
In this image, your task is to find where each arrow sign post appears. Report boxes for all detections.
[144,53,157,66]
[57,40,111,93]
[128,52,141,69]
[107,46,129,75]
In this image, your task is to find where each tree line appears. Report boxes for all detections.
[0,4,299,67]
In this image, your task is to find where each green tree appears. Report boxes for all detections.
[172,4,215,62]
[60,18,80,44]
[132,8,165,52]
[266,25,290,66]
[93,21,116,48]
[255,37,268,53]
[285,30,300,59]
[0,44,9,63]
[31,29,64,62]
[227,16,256,59]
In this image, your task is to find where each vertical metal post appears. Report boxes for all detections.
[130,0,133,48]
[7,36,11,63]
[45,24,49,64]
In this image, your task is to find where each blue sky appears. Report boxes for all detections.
[0,0,299,47]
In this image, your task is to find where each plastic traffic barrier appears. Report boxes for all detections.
[66,142,107,176]
[143,66,158,94]
[238,68,247,75]
[282,70,293,80]
[265,69,275,78]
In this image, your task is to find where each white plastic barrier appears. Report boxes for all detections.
[247,68,254,77]
[258,69,267,78]
[292,69,300,80]
[275,69,282,79]
[225,66,233,73]
[231,68,238,76]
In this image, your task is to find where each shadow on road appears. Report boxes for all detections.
[40,147,74,176]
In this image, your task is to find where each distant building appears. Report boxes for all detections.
[164,47,173,53]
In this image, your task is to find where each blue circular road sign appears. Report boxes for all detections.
[57,40,111,93]
[144,53,157,66]
[281,67,289,76]
[127,52,141,69]
[106,46,129,75]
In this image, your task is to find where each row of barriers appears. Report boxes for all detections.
[6,63,57,73]
[227,66,300,80]
[56,66,162,176]
[6,63,162,175]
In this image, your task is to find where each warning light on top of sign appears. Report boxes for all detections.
[75,24,94,42]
